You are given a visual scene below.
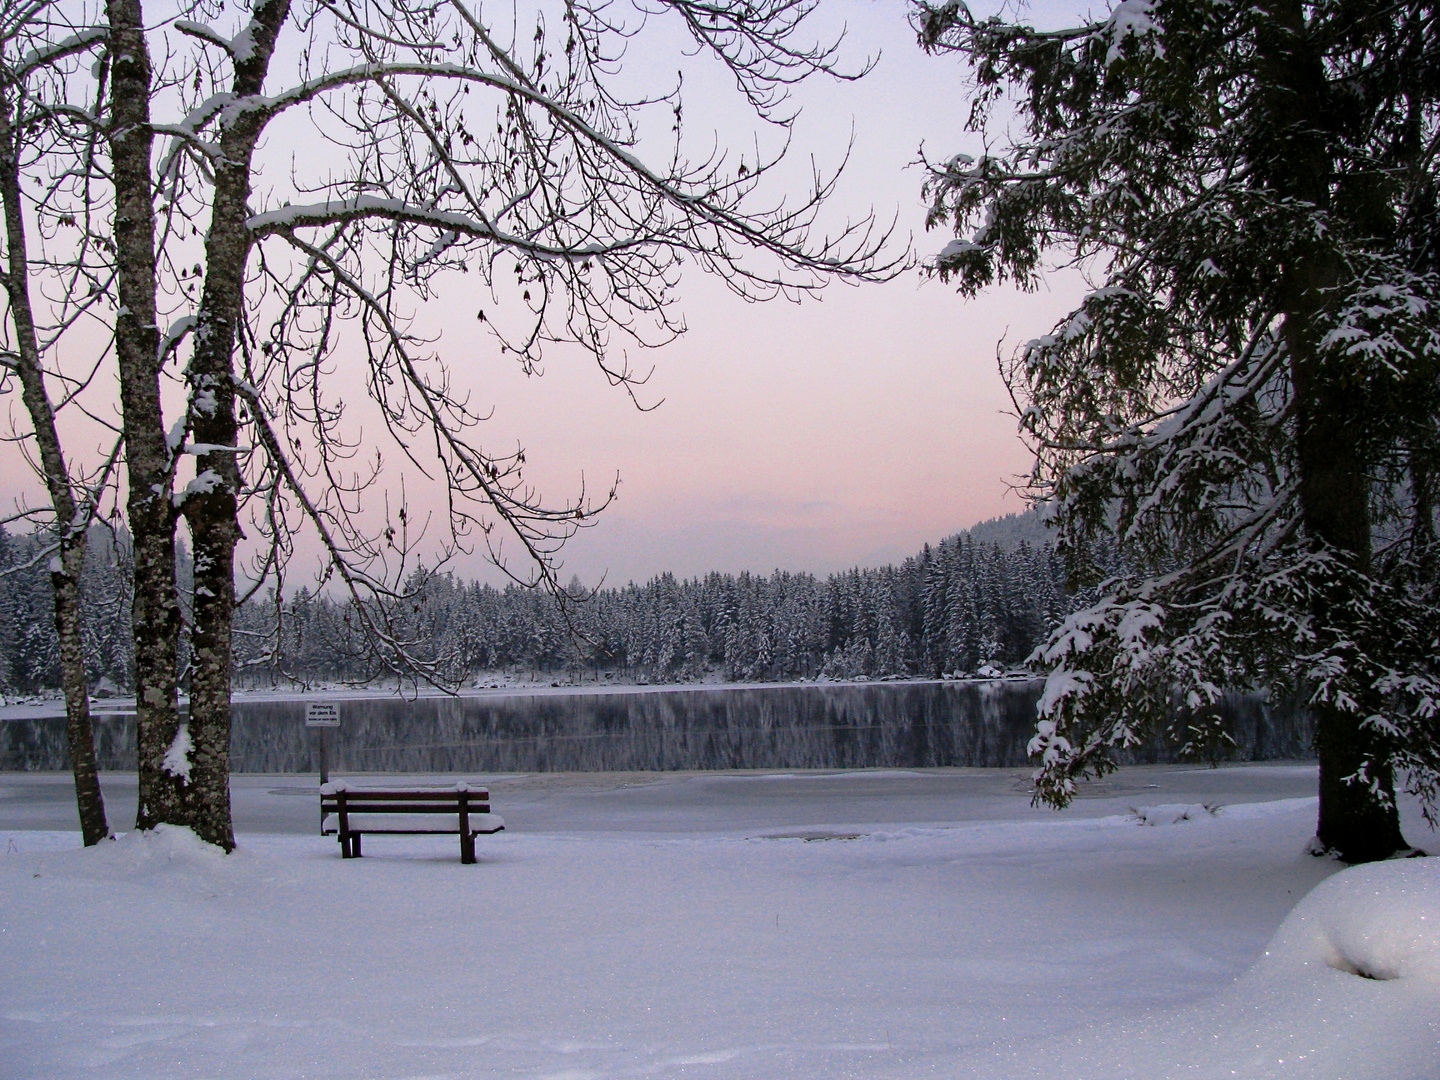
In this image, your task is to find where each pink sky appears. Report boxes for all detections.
[456,267,1079,586]
[422,1,1085,585]
[0,0,1087,588]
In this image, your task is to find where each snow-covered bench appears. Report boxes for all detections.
[320,782,504,864]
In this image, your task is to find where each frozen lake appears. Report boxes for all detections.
[0,760,1325,835]
[0,679,1312,773]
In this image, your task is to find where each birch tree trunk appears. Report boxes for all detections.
[0,84,109,846]
[181,0,292,851]
[105,0,187,832]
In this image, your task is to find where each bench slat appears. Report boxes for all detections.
[321,789,490,800]
[321,802,491,813]
[322,789,489,794]
[322,812,506,834]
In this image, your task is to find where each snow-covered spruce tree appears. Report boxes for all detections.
[917,0,1440,861]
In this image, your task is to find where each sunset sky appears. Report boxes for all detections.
[0,0,1086,588]
[448,0,1084,585]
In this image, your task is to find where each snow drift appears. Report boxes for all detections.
[974,857,1440,1079]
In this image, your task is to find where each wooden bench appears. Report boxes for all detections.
[320,782,504,864]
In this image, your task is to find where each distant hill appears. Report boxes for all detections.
[956,507,1054,552]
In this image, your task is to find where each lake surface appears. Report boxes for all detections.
[0,680,1312,773]
[0,679,1319,771]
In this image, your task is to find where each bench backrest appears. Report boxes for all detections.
[320,786,492,816]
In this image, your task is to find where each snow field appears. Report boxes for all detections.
[0,780,1437,1079]
[960,846,1440,1079]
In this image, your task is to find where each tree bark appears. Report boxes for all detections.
[0,84,109,846]
[181,0,291,851]
[1260,0,1410,861]
[106,0,187,832]
[1292,344,1411,861]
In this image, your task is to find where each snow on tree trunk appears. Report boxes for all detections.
[1260,0,1408,861]
[177,0,292,853]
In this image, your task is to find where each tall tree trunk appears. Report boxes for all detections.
[1292,345,1410,861]
[182,0,291,851]
[186,475,238,850]
[54,549,111,842]
[1261,0,1409,861]
[185,235,243,851]
[0,87,109,846]
[106,0,187,832]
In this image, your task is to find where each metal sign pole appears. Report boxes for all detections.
[305,702,341,779]
[318,726,326,837]
[306,701,340,836]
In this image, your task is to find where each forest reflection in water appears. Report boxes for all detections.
[1,680,1314,774]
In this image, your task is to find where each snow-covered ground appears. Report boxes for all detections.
[1,764,1437,1079]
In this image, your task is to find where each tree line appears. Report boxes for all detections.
[0,527,135,696]
[236,522,1069,685]
[0,513,1071,691]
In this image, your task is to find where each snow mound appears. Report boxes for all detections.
[1259,855,1440,984]
[972,857,1440,1079]
[35,824,256,894]
[107,823,227,865]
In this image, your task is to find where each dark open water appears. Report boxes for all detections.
[0,680,1312,773]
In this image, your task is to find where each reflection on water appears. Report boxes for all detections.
[0,681,1312,773]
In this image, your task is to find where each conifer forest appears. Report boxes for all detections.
[0,513,1069,693]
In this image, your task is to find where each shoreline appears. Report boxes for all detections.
[0,672,1044,721]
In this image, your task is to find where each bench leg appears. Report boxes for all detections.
[352,832,362,858]
[340,833,353,858]
[461,832,476,865]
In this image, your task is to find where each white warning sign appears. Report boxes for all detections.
[304,702,340,727]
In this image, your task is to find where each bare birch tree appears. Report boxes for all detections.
[183,0,893,848]
[0,0,894,848]
[0,1,115,845]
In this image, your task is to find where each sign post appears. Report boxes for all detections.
[305,701,340,785]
